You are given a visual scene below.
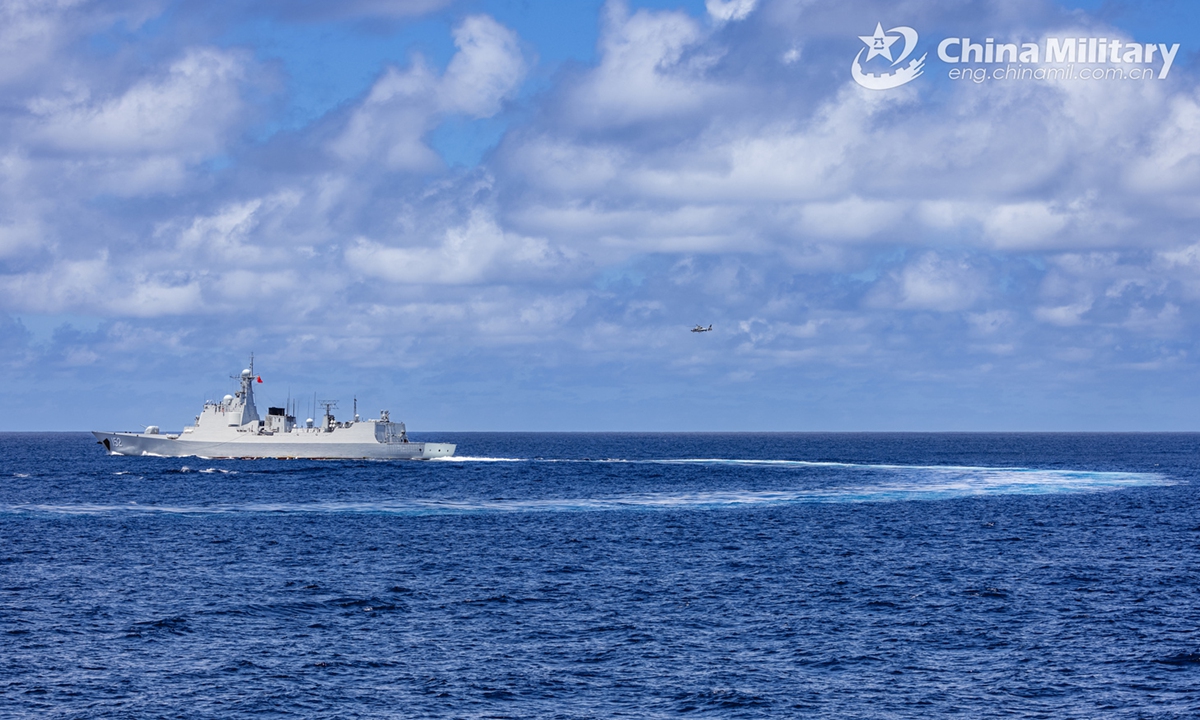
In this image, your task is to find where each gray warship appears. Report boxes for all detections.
[93,359,455,460]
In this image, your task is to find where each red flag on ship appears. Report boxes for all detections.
[256,376,263,383]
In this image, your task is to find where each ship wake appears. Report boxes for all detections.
[3,462,1170,517]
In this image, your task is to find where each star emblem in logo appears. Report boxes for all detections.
[859,22,900,62]
[850,23,925,91]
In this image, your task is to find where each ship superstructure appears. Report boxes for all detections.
[93,358,455,460]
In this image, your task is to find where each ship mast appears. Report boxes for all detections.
[231,353,261,427]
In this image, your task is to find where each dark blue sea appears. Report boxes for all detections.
[2,432,1199,718]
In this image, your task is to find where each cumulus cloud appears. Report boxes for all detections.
[0,0,83,87]
[31,48,247,157]
[332,15,525,170]
[706,0,757,24]
[330,60,442,170]
[8,44,258,199]
[0,0,161,88]
[0,254,202,317]
[4,0,1200,428]
[345,210,576,285]
[440,15,526,117]
[1128,90,1200,196]
[982,202,1070,248]
[494,4,1200,264]
[1034,300,1093,327]
[564,2,717,128]
[799,197,906,240]
[867,253,985,313]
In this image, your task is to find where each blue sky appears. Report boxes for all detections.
[3,0,1200,431]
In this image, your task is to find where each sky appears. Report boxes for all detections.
[4,0,1200,432]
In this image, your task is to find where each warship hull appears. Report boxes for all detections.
[93,431,455,460]
[93,358,456,461]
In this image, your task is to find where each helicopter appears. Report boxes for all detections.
[691,324,713,333]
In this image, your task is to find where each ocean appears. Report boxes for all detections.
[1,432,1198,718]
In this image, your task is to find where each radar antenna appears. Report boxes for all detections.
[318,399,339,430]
[231,352,255,381]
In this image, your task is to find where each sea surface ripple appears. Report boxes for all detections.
[1,432,1198,718]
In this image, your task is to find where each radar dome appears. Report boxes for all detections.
[223,394,234,404]
[241,369,252,378]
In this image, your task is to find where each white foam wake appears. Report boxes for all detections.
[427,456,525,462]
[2,466,1171,517]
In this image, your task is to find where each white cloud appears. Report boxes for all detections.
[7,44,256,197]
[706,0,756,24]
[32,47,247,157]
[1128,91,1200,195]
[440,15,526,117]
[0,0,159,88]
[518,293,588,329]
[868,253,985,312]
[983,202,1070,249]
[501,136,626,194]
[0,152,43,258]
[799,197,905,240]
[1123,301,1181,336]
[330,60,441,170]
[0,218,42,260]
[511,202,750,256]
[738,317,828,343]
[332,14,525,170]
[107,277,204,317]
[7,1,1200,429]
[1157,243,1200,269]
[0,0,81,86]
[565,3,715,128]
[345,210,574,285]
[495,13,1200,262]
[1034,300,1093,327]
[1028,250,1179,331]
[174,199,266,263]
[515,83,908,209]
[0,255,202,317]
